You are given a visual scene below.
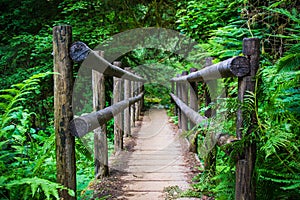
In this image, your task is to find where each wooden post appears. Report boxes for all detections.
[235,38,259,200]
[141,84,145,111]
[131,80,136,127]
[171,81,177,116]
[124,68,131,137]
[135,81,139,121]
[189,68,198,128]
[203,58,217,175]
[53,25,76,199]
[204,57,216,117]
[113,61,123,152]
[181,71,189,131]
[139,82,144,116]
[137,82,142,119]
[188,68,198,153]
[93,51,108,179]
[176,74,182,129]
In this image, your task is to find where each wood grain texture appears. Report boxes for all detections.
[53,25,76,199]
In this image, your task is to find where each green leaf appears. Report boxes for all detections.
[0,94,13,101]
[2,124,15,131]
[68,189,75,197]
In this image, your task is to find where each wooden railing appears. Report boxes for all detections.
[170,38,260,200]
[53,26,145,199]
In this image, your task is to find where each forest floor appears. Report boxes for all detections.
[92,108,205,200]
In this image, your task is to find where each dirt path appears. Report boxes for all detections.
[106,108,200,199]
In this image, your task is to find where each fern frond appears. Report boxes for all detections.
[261,130,292,158]
[281,182,300,190]
[259,169,300,192]
[11,83,25,89]
[277,52,300,72]
[5,177,74,200]
[0,102,7,110]
[264,6,300,24]
[0,94,14,101]
[0,88,19,95]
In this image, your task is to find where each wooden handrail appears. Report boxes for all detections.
[170,93,207,126]
[54,26,146,198]
[70,92,144,137]
[170,38,260,200]
[170,56,249,82]
[70,42,146,82]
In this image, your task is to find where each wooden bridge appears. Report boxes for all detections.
[53,26,259,200]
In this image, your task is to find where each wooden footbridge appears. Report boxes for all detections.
[53,26,259,200]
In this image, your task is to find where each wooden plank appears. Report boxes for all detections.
[92,51,108,179]
[171,56,250,82]
[53,25,76,199]
[69,42,145,82]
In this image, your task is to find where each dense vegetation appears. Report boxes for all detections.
[0,0,299,199]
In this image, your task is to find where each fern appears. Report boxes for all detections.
[277,43,300,72]
[4,177,74,200]
[0,72,61,200]
[0,72,52,133]
[258,169,300,192]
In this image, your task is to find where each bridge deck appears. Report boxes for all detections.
[109,108,200,199]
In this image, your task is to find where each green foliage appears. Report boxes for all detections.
[176,1,300,199]
[144,83,170,107]
[176,0,244,42]
[0,0,299,199]
[4,177,74,200]
[0,73,74,199]
[0,72,52,135]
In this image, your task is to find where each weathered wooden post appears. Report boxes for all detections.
[181,71,189,131]
[189,68,198,128]
[171,81,177,116]
[113,61,124,152]
[130,80,135,127]
[235,38,259,200]
[134,81,137,125]
[141,84,145,111]
[204,57,217,117]
[137,81,142,120]
[134,81,139,121]
[203,58,217,175]
[93,51,109,178]
[188,68,198,153]
[53,25,76,199]
[124,67,131,137]
[175,74,182,129]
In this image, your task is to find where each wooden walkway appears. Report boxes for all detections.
[109,109,196,199]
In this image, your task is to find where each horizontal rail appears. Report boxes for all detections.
[70,42,146,82]
[171,93,238,150]
[70,92,144,137]
[171,56,249,82]
[170,93,207,126]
